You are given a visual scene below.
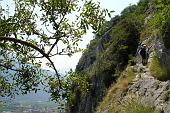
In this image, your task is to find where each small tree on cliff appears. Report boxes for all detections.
[0,0,111,101]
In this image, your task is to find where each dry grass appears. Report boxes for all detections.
[96,90,155,113]
[121,95,155,113]
[95,79,128,113]
[95,66,155,113]
[95,66,137,113]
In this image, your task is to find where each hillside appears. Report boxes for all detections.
[68,0,170,113]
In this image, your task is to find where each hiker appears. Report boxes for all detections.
[139,44,148,65]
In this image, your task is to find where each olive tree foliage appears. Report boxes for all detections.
[0,0,111,101]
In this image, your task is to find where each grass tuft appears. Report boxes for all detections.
[122,95,155,113]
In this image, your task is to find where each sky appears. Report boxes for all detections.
[0,0,140,74]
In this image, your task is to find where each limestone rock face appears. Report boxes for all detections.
[127,40,170,112]
[124,36,170,112]
[76,27,111,72]
[128,71,170,112]
[71,27,115,113]
[70,73,107,113]
[154,38,170,68]
[96,30,111,53]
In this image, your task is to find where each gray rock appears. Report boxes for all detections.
[125,37,170,112]
[127,62,170,113]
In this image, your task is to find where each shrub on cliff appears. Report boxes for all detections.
[150,55,170,81]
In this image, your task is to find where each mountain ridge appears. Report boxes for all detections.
[68,0,170,113]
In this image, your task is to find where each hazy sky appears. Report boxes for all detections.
[0,0,140,74]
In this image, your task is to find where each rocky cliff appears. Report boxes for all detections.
[96,42,170,113]
[69,0,170,113]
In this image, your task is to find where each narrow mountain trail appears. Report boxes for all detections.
[127,62,170,113]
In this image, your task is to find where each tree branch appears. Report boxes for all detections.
[47,39,59,55]
[0,36,62,90]
[47,0,72,55]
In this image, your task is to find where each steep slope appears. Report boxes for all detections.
[68,0,170,113]
[96,0,170,113]
[96,63,170,113]
[96,42,170,113]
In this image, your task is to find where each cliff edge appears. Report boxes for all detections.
[68,0,170,113]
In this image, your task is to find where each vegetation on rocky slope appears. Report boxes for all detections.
[69,0,170,113]
[150,54,170,81]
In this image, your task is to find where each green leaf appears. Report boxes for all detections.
[35,63,41,68]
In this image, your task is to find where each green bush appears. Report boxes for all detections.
[143,1,170,48]
[149,55,170,81]
[121,5,137,17]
